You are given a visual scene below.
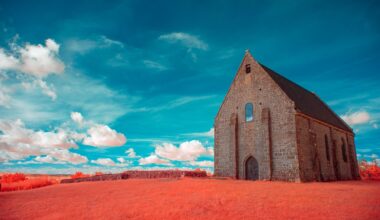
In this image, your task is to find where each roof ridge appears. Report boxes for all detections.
[310,92,353,132]
[259,63,312,97]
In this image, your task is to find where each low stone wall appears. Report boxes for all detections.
[61,170,207,184]
[122,170,207,178]
[61,173,128,184]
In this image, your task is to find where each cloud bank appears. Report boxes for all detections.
[0,119,87,164]
[138,140,213,167]
[0,38,64,78]
[341,111,371,126]
[71,111,127,148]
[0,112,127,164]
[159,32,208,50]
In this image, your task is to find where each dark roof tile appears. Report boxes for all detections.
[260,64,352,132]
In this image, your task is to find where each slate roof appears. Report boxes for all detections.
[260,64,352,133]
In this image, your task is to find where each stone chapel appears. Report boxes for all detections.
[214,50,360,182]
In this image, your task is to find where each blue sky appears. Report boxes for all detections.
[0,0,379,174]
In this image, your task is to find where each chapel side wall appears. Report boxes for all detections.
[296,114,357,181]
[346,134,361,180]
[331,128,354,180]
[296,116,316,181]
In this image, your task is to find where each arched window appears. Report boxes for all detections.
[245,103,253,122]
[341,138,347,162]
[324,135,330,161]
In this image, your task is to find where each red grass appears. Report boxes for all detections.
[0,175,58,192]
[94,172,104,176]
[70,172,90,179]
[1,173,27,183]
[359,160,380,180]
[1,178,379,219]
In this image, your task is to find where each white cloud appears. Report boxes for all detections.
[20,79,57,101]
[66,39,97,54]
[57,71,136,124]
[0,37,64,102]
[19,39,65,77]
[138,154,173,166]
[71,111,84,125]
[16,156,67,165]
[16,160,39,165]
[341,111,371,126]
[66,35,124,54]
[0,111,128,164]
[117,157,126,163]
[35,155,55,163]
[187,160,214,167]
[0,86,11,108]
[100,36,124,48]
[0,48,19,69]
[204,128,214,137]
[0,164,141,175]
[159,32,208,62]
[143,60,167,71]
[83,124,127,147]
[0,74,11,107]
[35,79,57,100]
[127,137,182,144]
[166,96,214,109]
[0,38,64,78]
[0,119,88,164]
[185,128,214,137]
[0,119,77,149]
[357,148,372,153]
[139,95,215,113]
[69,111,127,148]
[91,157,130,167]
[49,149,88,164]
[91,158,116,166]
[45,39,60,52]
[125,148,138,158]
[155,140,213,161]
[159,32,208,50]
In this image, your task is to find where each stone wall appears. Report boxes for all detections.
[296,114,360,181]
[214,52,300,181]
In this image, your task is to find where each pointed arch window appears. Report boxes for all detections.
[341,138,347,162]
[324,135,330,161]
[245,103,253,122]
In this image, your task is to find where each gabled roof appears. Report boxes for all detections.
[260,64,353,133]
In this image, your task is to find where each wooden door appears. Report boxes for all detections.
[245,156,259,180]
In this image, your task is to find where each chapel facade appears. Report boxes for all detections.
[214,51,360,182]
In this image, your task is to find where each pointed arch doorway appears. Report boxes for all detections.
[245,156,259,180]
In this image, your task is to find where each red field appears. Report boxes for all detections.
[0,173,68,192]
[1,178,380,220]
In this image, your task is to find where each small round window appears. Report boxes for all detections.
[245,103,253,122]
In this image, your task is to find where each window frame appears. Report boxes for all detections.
[245,103,254,122]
